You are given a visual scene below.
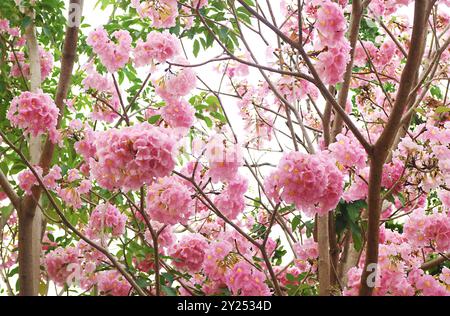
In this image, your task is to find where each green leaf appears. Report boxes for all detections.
[193,39,200,57]
[161,285,177,296]
[435,106,450,114]
[210,111,227,123]
[148,114,161,124]
[286,273,296,282]
[292,215,301,231]
[430,86,443,100]
[0,204,14,227]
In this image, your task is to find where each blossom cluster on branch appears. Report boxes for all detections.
[0,0,450,297]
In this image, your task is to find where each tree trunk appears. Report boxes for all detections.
[18,1,83,295]
[317,213,331,295]
[18,9,42,295]
[358,1,429,296]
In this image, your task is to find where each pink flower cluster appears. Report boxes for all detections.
[369,0,411,17]
[313,0,351,84]
[97,270,132,296]
[225,261,271,296]
[169,234,208,273]
[144,222,175,249]
[265,151,344,216]
[161,98,195,129]
[18,166,42,195]
[277,76,319,102]
[316,0,347,47]
[203,240,233,282]
[134,31,180,66]
[7,90,59,143]
[344,236,450,296]
[316,40,351,85]
[155,67,197,101]
[204,135,243,183]
[57,187,82,209]
[45,246,80,286]
[0,19,20,37]
[82,63,120,122]
[329,133,367,170]
[438,190,450,210]
[214,174,248,220]
[354,40,398,69]
[404,209,450,253]
[131,0,178,28]
[90,122,177,191]
[87,27,132,73]
[293,239,319,272]
[414,272,449,296]
[74,127,97,161]
[146,176,194,225]
[10,46,54,81]
[43,165,62,190]
[87,203,127,239]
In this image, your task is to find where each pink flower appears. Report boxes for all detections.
[87,27,131,73]
[293,239,319,272]
[0,19,9,32]
[131,0,178,28]
[161,98,195,129]
[7,90,59,143]
[415,274,448,296]
[439,267,450,285]
[316,0,347,47]
[18,166,43,195]
[97,270,131,296]
[74,128,97,161]
[90,122,177,191]
[43,165,62,190]
[87,203,127,239]
[277,76,319,102]
[155,67,197,100]
[169,234,208,273]
[214,174,248,220]
[438,190,450,210]
[0,190,7,201]
[316,39,351,84]
[329,133,367,170]
[404,209,450,252]
[203,240,233,282]
[144,222,175,248]
[45,246,80,286]
[294,239,319,261]
[264,151,344,216]
[77,179,92,195]
[205,134,243,183]
[133,31,180,66]
[146,176,194,225]
[343,167,369,202]
[57,187,82,209]
[82,62,120,123]
[10,46,54,81]
[225,261,271,296]
[67,169,81,182]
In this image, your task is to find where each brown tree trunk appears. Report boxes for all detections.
[18,206,42,295]
[318,213,331,295]
[18,1,83,295]
[18,9,43,296]
[358,0,430,296]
